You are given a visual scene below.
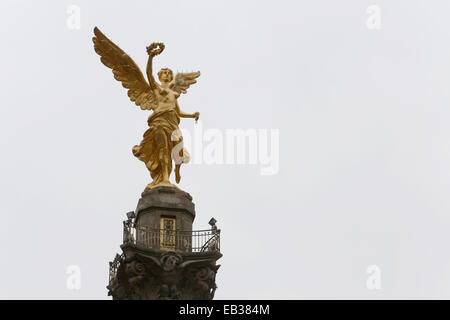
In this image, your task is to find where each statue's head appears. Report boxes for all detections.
[158,68,173,84]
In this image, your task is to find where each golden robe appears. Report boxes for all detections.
[132,109,180,186]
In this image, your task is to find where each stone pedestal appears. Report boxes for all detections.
[107,186,222,300]
[136,186,195,233]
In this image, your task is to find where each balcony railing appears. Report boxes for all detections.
[108,253,123,284]
[109,218,220,288]
[122,220,220,253]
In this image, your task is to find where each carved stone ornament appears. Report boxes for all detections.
[107,246,221,300]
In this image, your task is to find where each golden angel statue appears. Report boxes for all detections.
[92,27,200,190]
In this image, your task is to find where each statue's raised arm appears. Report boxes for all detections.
[145,42,165,90]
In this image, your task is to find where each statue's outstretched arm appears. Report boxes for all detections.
[146,43,165,90]
[175,101,199,121]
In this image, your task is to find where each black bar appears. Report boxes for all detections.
[0,300,447,318]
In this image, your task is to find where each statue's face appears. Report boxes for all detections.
[158,69,173,83]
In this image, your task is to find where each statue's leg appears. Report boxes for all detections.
[174,137,184,183]
[154,129,170,183]
[175,164,181,183]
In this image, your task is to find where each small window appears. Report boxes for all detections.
[160,217,176,251]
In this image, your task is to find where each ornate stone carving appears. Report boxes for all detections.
[107,245,221,300]
[160,252,182,272]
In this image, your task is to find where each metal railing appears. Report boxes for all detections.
[122,220,220,253]
[109,219,220,287]
[109,253,123,284]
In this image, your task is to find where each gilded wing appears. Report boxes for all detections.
[169,71,201,95]
[92,27,157,110]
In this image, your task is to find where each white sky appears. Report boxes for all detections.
[1,0,450,299]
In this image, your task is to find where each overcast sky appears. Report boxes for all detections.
[1,0,450,299]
